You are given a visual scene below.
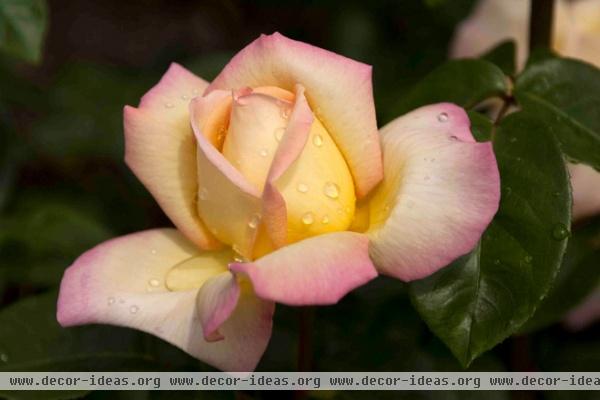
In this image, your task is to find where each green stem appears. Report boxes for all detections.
[529,0,555,52]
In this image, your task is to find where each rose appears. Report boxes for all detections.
[452,0,600,220]
[57,33,500,371]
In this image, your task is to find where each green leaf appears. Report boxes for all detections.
[519,218,600,333]
[410,112,571,367]
[0,0,47,64]
[515,57,600,170]
[481,40,516,77]
[394,59,508,115]
[468,111,493,142]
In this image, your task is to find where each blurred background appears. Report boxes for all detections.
[0,0,597,399]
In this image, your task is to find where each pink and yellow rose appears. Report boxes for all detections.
[57,33,500,371]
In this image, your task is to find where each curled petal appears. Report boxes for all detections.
[57,228,273,371]
[366,103,500,281]
[124,63,220,250]
[196,272,240,342]
[208,32,383,198]
[190,97,263,259]
[230,232,377,305]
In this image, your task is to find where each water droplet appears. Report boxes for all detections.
[449,135,458,141]
[437,112,449,122]
[107,297,115,305]
[233,256,244,263]
[192,88,199,95]
[151,249,157,255]
[297,183,309,193]
[232,244,242,254]
[274,127,285,142]
[149,279,160,287]
[509,137,517,143]
[321,215,329,224]
[181,94,189,100]
[516,157,522,162]
[0,353,8,363]
[312,134,323,147]
[259,148,269,157]
[279,103,290,119]
[524,255,533,263]
[553,191,561,197]
[164,102,174,109]
[199,187,208,200]
[552,223,570,240]
[323,182,340,199]
[494,259,501,265]
[301,212,315,225]
[248,213,261,229]
[129,305,139,314]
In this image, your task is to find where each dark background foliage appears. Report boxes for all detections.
[0,1,598,399]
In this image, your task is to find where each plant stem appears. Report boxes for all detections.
[297,306,315,372]
[529,0,555,52]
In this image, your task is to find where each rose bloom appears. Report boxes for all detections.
[453,0,600,330]
[57,33,500,371]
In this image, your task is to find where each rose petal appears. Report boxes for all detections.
[124,63,220,250]
[57,228,273,372]
[366,103,500,281]
[196,272,240,342]
[569,163,600,221]
[208,32,383,198]
[190,97,263,259]
[230,231,377,305]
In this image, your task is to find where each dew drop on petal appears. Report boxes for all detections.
[107,297,115,306]
[321,215,329,224]
[233,256,244,263]
[259,148,269,157]
[164,102,174,109]
[323,182,340,199]
[274,127,285,142]
[301,212,315,225]
[312,134,323,147]
[279,103,291,119]
[149,279,160,288]
[199,187,208,200]
[181,94,189,100]
[248,213,261,229]
[129,305,139,314]
[552,223,570,240]
[437,112,449,122]
[297,183,309,193]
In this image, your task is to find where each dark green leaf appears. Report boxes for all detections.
[410,112,571,367]
[394,59,508,115]
[468,111,493,142]
[481,40,516,76]
[515,57,600,170]
[0,0,47,63]
[519,218,600,333]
